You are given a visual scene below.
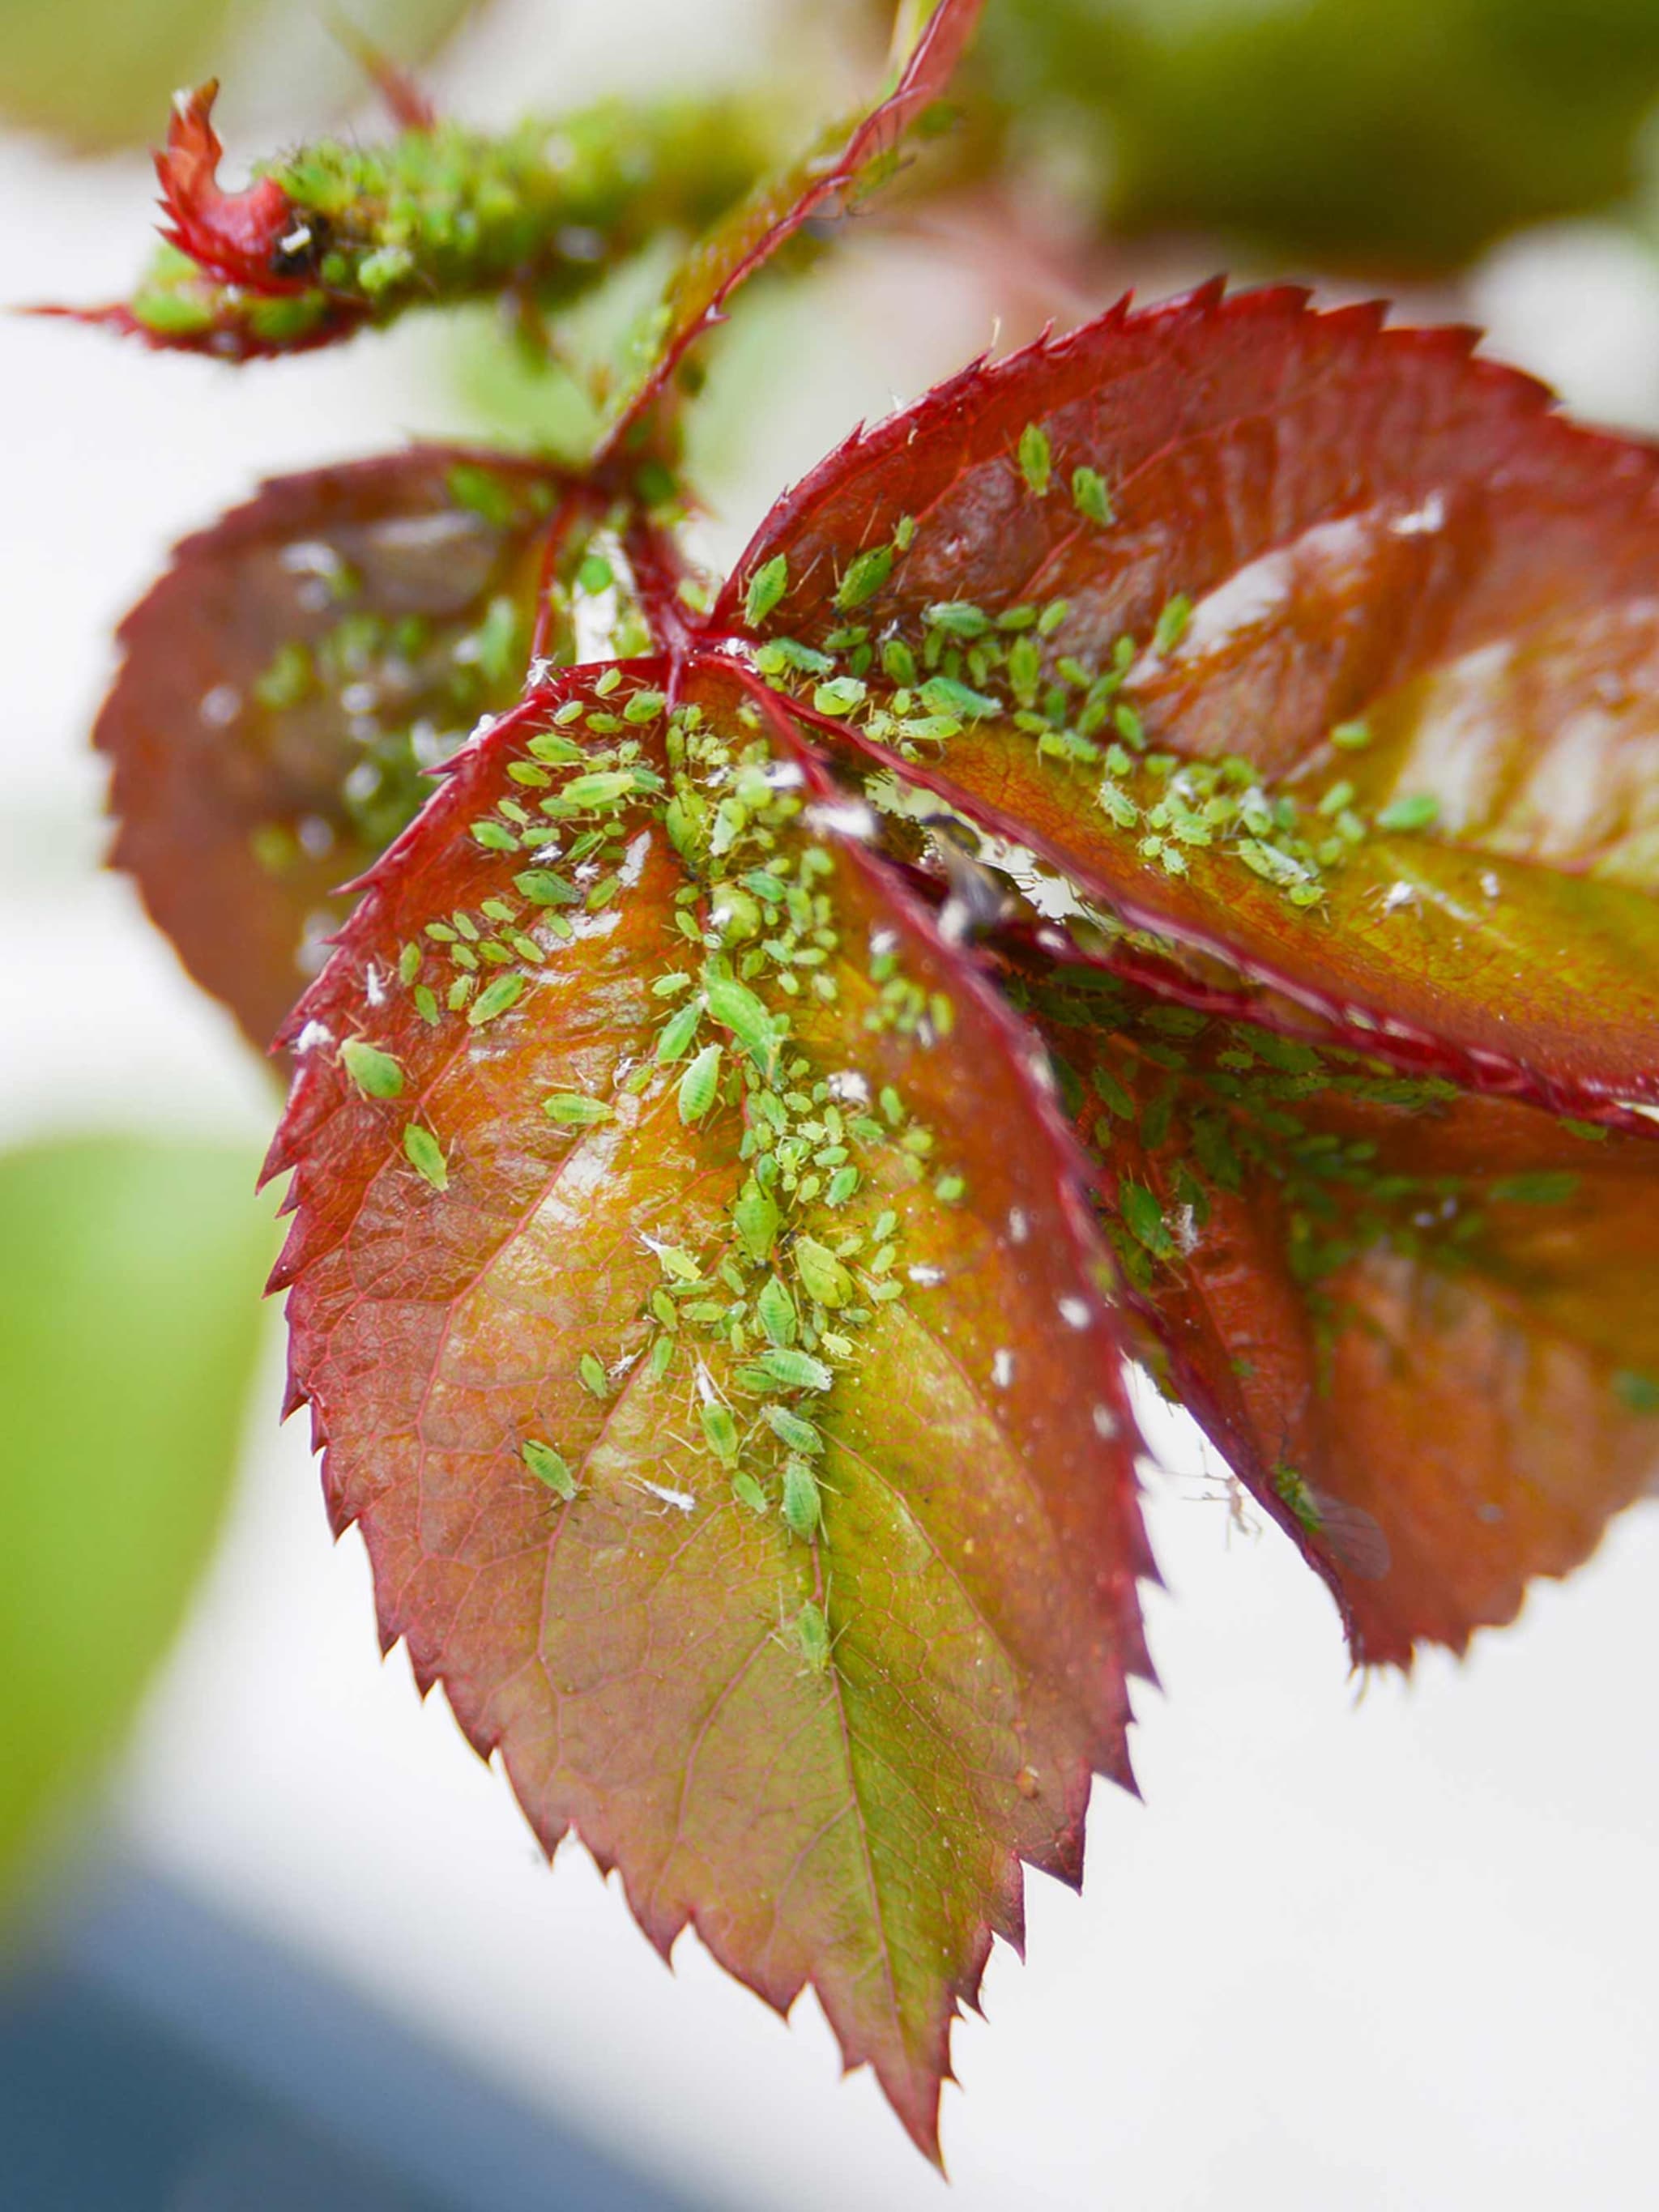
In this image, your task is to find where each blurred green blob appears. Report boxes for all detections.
[0,0,477,151]
[0,1137,271,1903]
[979,0,1659,269]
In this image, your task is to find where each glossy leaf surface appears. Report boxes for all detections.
[1028,966,1659,1664]
[719,285,1659,1125]
[96,449,575,1049]
[267,658,1147,2154]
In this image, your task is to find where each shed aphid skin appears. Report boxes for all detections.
[632,1477,698,1515]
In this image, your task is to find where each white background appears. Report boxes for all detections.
[4,3,1659,2204]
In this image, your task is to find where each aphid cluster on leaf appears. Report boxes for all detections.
[60,0,1659,2164]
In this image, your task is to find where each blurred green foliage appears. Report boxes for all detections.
[978,0,1659,268]
[0,0,479,149]
[0,1138,271,1903]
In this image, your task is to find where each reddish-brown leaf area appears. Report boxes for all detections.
[1027,966,1659,1664]
[96,450,576,1049]
[719,284,1659,1123]
[267,657,1148,2154]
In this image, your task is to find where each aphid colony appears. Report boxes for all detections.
[246,465,554,904]
[335,667,987,1677]
[736,422,1453,917]
[126,96,774,357]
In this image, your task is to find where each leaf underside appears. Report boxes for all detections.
[96,449,573,1048]
[1023,962,1659,1664]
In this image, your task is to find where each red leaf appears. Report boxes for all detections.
[601,0,985,455]
[717,284,1659,1127]
[96,450,578,1048]
[267,655,1148,2154]
[151,81,299,288]
[1028,964,1659,1664]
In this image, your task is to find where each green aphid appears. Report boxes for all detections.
[1098,782,1139,831]
[793,1599,834,1676]
[781,1458,822,1541]
[678,1042,724,1124]
[561,770,645,810]
[1072,466,1114,526]
[933,1174,966,1204]
[1018,422,1052,497]
[1489,1171,1580,1206]
[924,601,990,638]
[446,462,516,527]
[756,1275,799,1348]
[754,637,834,677]
[1153,595,1192,655]
[471,819,518,853]
[1007,635,1042,702]
[756,1347,834,1393]
[881,637,919,688]
[733,1178,780,1263]
[836,545,893,612]
[1330,718,1372,751]
[544,1093,613,1127]
[467,973,525,1027]
[522,1438,577,1502]
[813,676,868,718]
[254,640,313,714]
[762,1404,823,1455]
[624,690,667,726]
[403,1123,448,1191]
[704,974,777,1065]
[514,867,578,907]
[731,1471,770,1515]
[340,1038,404,1100]
[1038,599,1070,637]
[1614,1370,1659,1413]
[648,1332,676,1383]
[398,943,423,987]
[578,1352,610,1400]
[413,986,440,1026]
[919,675,999,721]
[1272,1461,1324,1535]
[700,1402,739,1460]
[577,552,615,594]
[745,553,789,627]
[1120,1178,1173,1257]
[656,999,703,1063]
[595,667,622,697]
[792,1236,853,1309]
[1375,791,1440,833]
[528,731,585,766]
